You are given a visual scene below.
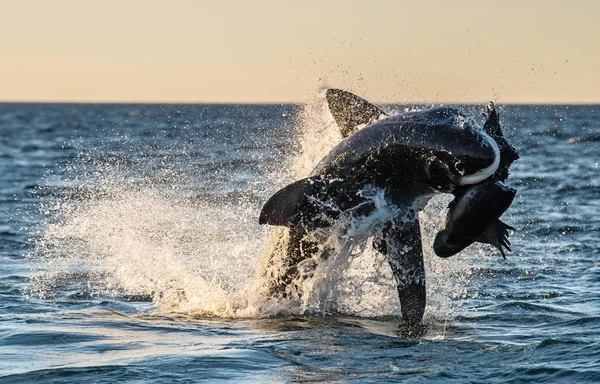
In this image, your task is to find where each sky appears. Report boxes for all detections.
[1,0,599,103]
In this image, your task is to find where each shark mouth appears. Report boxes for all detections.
[459,131,501,186]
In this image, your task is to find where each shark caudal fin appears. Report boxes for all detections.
[325,89,388,138]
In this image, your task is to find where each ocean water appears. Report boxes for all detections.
[1,100,599,383]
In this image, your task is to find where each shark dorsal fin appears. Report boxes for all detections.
[326,89,388,138]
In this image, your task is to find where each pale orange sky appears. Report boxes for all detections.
[1,0,599,103]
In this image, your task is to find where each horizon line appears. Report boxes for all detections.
[1,99,599,106]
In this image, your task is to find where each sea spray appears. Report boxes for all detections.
[29,97,486,322]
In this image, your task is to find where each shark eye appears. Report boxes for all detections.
[454,161,466,175]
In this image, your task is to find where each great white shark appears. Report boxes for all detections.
[259,89,519,326]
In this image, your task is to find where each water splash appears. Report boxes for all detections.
[30,97,485,322]
[258,96,482,320]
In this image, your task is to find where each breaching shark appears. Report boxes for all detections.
[259,89,519,326]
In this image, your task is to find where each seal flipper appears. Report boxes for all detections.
[483,102,519,182]
[326,89,388,138]
[474,219,515,259]
[377,212,426,326]
[483,101,503,137]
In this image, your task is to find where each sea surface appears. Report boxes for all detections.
[0,101,599,383]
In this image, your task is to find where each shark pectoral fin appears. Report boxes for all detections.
[325,89,388,138]
[378,214,426,326]
[259,176,322,227]
[474,219,515,259]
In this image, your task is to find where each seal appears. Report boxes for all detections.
[259,89,519,325]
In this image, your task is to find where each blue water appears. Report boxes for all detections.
[1,102,599,382]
